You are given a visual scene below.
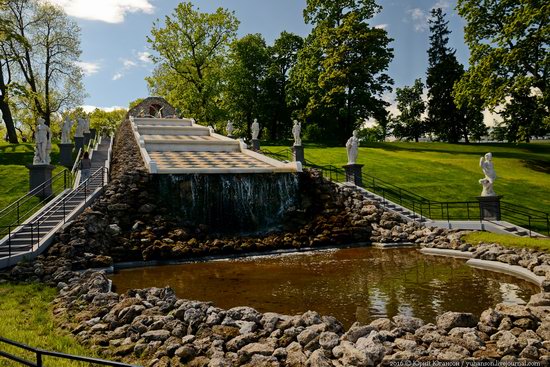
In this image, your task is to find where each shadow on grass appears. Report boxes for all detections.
[523,159,550,174]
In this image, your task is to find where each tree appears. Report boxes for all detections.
[292,0,393,144]
[456,0,549,114]
[147,2,239,124]
[224,34,269,138]
[391,79,426,142]
[426,8,468,143]
[89,108,127,136]
[4,0,84,127]
[500,87,547,142]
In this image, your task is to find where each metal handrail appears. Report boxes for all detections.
[71,147,82,173]
[0,336,140,367]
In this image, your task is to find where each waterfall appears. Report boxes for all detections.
[156,173,300,234]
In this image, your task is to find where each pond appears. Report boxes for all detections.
[111,247,539,327]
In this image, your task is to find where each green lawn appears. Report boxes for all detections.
[0,142,66,229]
[463,231,550,251]
[264,142,550,214]
[0,283,103,367]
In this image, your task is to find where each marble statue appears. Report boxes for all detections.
[251,119,260,140]
[479,152,496,196]
[226,120,234,136]
[33,118,51,164]
[75,118,85,137]
[292,120,302,146]
[83,118,90,134]
[61,117,73,144]
[346,130,360,165]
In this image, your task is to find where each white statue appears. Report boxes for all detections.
[346,130,360,165]
[292,120,302,146]
[61,117,73,144]
[251,118,260,140]
[226,120,234,136]
[479,152,497,196]
[33,118,51,165]
[75,118,85,137]
[83,118,90,134]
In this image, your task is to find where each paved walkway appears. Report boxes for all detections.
[0,137,112,268]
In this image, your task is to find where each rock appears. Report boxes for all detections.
[436,312,478,331]
[355,332,385,365]
[227,306,262,323]
[536,321,550,340]
[107,224,121,235]
[496,331,521,355]
[175,345,196,362]
[305,349,332,367]
[301,310,323,326]
[519,345,539,360]
[297,324,325,346]
[226,333,258,352]
[369,318,393,331]
[286,342,307,367]
[392,315,424,332]
[239,342,275,357]
[393,338,417,351]
[527,292,550,307]
[333,341,371,367]
[319,331,339,350]
[343,324,376,343]
[495,304,532,319]
[142,330,170,342]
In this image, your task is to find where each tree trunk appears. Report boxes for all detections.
[0,98,18,143]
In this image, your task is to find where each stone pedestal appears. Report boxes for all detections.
[27,164,55,198]
[293,145,305,165]
[89,128,96,141]
[74,136,84,152]
[343,164,364,187]
[83,132,91,146]
[59,143,74,168]
[477,195,502,221]
[252,139,260,151]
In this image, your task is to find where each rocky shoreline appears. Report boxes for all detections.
[1,119,550,366]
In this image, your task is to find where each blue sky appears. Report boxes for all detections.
[51,0,470,114]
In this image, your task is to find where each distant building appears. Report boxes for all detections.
[127,97,177,119]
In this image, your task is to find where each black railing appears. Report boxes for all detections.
[0,170,74,233]
[0,167,108,259]
[0,336,139,367]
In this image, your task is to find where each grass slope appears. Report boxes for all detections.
[0,283,101,367]
[265,142,550,215]
[463,232,550,251]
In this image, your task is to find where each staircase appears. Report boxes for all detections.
[0,137,112,268]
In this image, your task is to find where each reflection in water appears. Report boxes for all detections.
[111,248,538,327]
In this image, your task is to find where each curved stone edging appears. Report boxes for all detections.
[419,248,474,259]
[466,258,545,288]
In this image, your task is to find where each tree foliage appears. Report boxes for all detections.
[391,79,426,142]
[292,0,393,144]
[456,0,549,113]
[147,2,239,124]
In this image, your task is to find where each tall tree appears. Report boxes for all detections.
[391,79,426,142]
[147,2,239,124]
[455,0,549,113]
[4,0,84,127]
[263,32,303,140]
[224,34,269,138]
[293,0,393,143]
[500,87,547,142]
[426,8,467,143]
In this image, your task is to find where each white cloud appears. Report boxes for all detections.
[48,0,154,23]
[374,24,388,30]
[75,61,101,76]
[432,0,451,10]
[81,105,125,113]
[407,8,429,32]
[112,73,123,81]
[138,51,152,63]
[123,59,137,68]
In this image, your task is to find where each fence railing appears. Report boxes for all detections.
[258,149,550,237]
[0,336,139,367]
[0,167,108,258]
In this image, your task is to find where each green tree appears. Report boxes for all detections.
[293,0,393,144]
[224,34,269,138]
[456,0,549,113]
[391,79,426,142]
[500,87,547,142]
[89,108,127,136]
[426,8,467,143]
[4,0,84,127]
[147,2,239,124]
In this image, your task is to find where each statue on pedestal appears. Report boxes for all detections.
[226,120,234,136]
[346,130,360,165]
[75,118,85,137]
[83,118,90,134]
[479,152,497,196]
[251,119,260,140]
[292,120,302,146]
[61,117,73,144]
[33,118,51,165]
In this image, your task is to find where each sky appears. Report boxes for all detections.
[49,0,475,119]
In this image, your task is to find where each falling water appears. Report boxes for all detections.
[155,173,300,233]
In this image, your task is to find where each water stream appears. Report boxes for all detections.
[111,247,538,327]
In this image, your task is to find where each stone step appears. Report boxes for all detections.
[133,118,193,127]
[138,126,210,136]
[145,140,241,153]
